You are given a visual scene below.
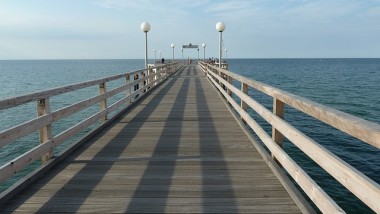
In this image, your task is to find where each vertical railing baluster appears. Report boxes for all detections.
[99,82,107,122]
[141,71,145,94]
[272,98,285,161]
[154,67,158,86]
[126,74,131,104]
[146,67,153,91]
[227,75,232,96]
[220,71,225,90]
[37,98,53,163]
[241,82,248,121]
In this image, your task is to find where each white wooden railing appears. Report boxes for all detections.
[198,61,380,214]
[0,62,182,187]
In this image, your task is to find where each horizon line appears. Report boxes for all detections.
[1,57,380,61]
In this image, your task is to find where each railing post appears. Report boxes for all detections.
[241,82,248,121]
[220,71,225,90]
[125,74,131,104]
[227,75,232,96]
[99,82,107,122]
[142,71,146,93]
[37,98,53,163]
[153,67,157,86]
[272,98,285,160]
[218,70,221,86]
[272,98,285,145]
[161,66,165,80]
[148,68,153,90]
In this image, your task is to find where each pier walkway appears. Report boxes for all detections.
[0,65,305,213]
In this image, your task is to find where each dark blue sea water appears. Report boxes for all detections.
[0,59,379,213]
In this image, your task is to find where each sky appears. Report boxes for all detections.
[0,0,379,59]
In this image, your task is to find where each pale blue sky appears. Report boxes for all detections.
[1,0,379,59]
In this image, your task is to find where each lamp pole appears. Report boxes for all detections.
[197,48,199,60]
[171,43,175,62]
[140,22,151,69]
[216,22,225,68]
[225,49,228,62]
[153,49,156,64]
[202,43,206,60]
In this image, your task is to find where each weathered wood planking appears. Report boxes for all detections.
[0,65,305,214]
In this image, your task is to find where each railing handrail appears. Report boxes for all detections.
[0,62,182,189]
[0,63,178,110]
[198,61,380,214]
[199,62,380,149]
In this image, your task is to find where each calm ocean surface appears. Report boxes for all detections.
[0,59,379,213]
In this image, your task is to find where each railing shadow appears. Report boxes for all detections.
[195,77,238,213]
[125,68,190,212]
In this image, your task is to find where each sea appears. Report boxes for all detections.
[0,59,379,213]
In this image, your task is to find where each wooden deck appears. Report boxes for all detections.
[0,65,304,213]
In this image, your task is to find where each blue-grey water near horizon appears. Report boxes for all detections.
[0,59,379,213]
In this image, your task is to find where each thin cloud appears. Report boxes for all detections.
[95,0,210,13]
[205,1,252,13]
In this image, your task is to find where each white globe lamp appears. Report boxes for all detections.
[141,22,151,68]
[202,43,206,60]
[216,22,226,68]
[171,43,175,62]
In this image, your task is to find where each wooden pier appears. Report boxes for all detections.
[0,62,379,213]
[0,65,307,213]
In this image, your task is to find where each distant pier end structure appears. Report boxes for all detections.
[182,43,198,49]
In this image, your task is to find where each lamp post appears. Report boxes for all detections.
[216,22,225,68]
[202,43,206,60]
[171,43,175,62]
[140,22,151,69]
[153,49,156,64]
[197,48,199,60]
[225,49,228,62]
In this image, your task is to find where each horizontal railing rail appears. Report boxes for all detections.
[0,62,182,187]
[198,61,380,214]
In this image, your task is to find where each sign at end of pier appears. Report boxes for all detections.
[183,43,198,48]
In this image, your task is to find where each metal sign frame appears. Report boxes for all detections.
[182,43,198,49]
